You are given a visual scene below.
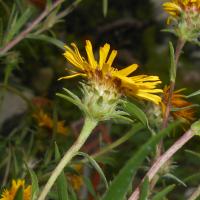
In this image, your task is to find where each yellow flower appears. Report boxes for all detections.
[0,179,31,200]
[59,40,162,104]
[163,0,200,23]
[161,86,195,123]
[68,164,83,191]
[163,0,200,16]
[34,110,68,135]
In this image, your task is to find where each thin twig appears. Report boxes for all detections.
[128,129,194,200]
[0,0,65,56]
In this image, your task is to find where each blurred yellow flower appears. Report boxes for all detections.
[68,164,83,191]
[161,86,195,123]
[60,40,162,104]
[34,110,68,135]
[0,179,31,200]
[163,0,200,23]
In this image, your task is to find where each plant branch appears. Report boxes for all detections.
[38,117,97,200]
[128,129,194,200]
[0,0,65,56]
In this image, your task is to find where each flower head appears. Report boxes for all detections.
[163,0,200,18]
[163,0,200,42]
[60,40,162,105]
[34,109,68,135]
[161,85,196,123]
[0,179,31,200]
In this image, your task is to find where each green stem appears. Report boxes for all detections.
[38,117,98,200]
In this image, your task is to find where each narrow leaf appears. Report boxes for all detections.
[123,101,154,134]
[123,101,149,127]
[83,176,97,197]
[14,186,23,200]
[186,90,200,98]
[27,34,65,50]
[77,152,108,189]
[102,0,108,17]
[102,122,179,200]
[164,173,186,187]
[139,177,149,200]
[169,41,176,82]
[151,184,175,200]
[185,150,200,159]
[25,163,39,200]
[55,143,69,200]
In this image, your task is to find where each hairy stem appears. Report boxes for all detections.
[128,129,194,200]
[38,117,97,200]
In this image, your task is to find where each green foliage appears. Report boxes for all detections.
[139,178,149,200]
[14,186,23,200]
[26,165,39,200]
[77,152,108,189]
[169,41,176,82]
[102,122,179,200]
[55,143,69,200]
[151,184,175,200]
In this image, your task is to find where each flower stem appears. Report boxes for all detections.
[38,117,97,200]
[128,129,194,200]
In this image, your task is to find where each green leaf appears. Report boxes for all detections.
[25,163,39,200]
[186,90,200,98]
[83,176,97,198]
[102,122,179,200]
[164,173,186,187]
[5,7,33,43]
[14,186,23,200]
[77,152,108,189]
[151,184,175,200]
[139,177,149,200]
[55,143,69,200]
[68,185,78,200]
[185,150,200,159]
[27,34,65,50]
[169,41,176,82]
[171,104,199,112]
[123,101,148,127]
[102,0,108,17]
[123,101,154,134]
[184,172,200,183]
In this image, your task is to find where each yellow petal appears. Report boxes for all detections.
[85,40,97,68]
[136,92,162,104]
[63,50,84,70]
[117,64,138,76]
[58,73,86,80]
[99,43,110,69]
[106,50,117,67]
